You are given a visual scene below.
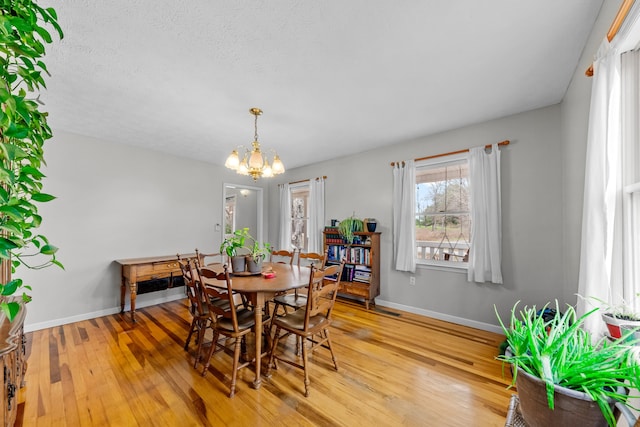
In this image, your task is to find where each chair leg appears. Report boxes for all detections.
[201,330,219,377]
[194,319,206,369]
[302,336,310,397]
[261,323,273,356]
[266,326,281,377]
[185,318,197,350]
[230,336,242,397]
[324,329,339,371]
[296,335,303,355]
[240,336,248,361]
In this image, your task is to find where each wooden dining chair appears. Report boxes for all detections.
[270,248,297,265]
[266,260,345,397]
[178,258,211,359]
[272,250,328,314]
[297,250,327,268]
[195,248,224,266]
[198,265,256,397]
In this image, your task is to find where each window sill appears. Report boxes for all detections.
[416,261,468,274]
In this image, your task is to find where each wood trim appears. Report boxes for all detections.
[585,0,636,76]
[289,175,327,185]
[390,140,510,167]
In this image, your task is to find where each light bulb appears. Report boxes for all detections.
[262,160,273,177]
[272,154,285,174]
[225,150,240,170]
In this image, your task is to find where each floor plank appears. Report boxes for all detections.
[17,298,513,426]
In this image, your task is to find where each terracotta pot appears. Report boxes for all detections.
[516,369,620,427]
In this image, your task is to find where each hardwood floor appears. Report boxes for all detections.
[16,298,513,426]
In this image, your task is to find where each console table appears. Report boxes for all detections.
[116,253,198,322]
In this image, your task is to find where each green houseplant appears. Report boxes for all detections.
[248,240,271,263]
[220,227,251,272]
[0,1,63,320]
[246,240,271,274]
[497,301,640,427]
[219,228,271,273]
[338,214,363,245]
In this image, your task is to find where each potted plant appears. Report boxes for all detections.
[496,301,640,427]
[0,2,64,320]
[246,240,271,274]
[338,214,363,244]
[220,228,271,273]
[220,227,252,272]
[598,299,640,339]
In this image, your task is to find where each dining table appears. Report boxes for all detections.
[200,262,311,389]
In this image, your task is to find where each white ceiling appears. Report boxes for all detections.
[38,0,604,171]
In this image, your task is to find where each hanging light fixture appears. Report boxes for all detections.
[225,108,285,181]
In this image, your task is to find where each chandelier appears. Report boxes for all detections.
[224,108,285,181]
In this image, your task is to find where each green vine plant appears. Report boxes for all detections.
[0,1,64,320]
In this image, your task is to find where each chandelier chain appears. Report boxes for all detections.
[254,113,259,142]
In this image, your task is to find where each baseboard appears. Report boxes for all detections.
[375,299,504,334]
[24,293,186,333]
[24,294,503,335]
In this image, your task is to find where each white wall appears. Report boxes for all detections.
[266,105,565,332]
[262,2,623,334]
[19,131,234,330]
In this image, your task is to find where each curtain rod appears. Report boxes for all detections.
[289,175,327,185]
[389,140,510,167]
[585,0,636,77]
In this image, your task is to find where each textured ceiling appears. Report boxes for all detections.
[38,0,604,170]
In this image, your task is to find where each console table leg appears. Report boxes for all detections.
[130,282,137,323]
[120,277,126,314]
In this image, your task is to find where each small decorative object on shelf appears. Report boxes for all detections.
[364,218,377,232]
[324,229,380,309]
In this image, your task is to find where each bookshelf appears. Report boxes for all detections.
[323,228,380,309]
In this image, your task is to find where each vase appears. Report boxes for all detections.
[366,219,377,232]
[230,255,246,273]
[516,368,621,427]
[246,258,262,274]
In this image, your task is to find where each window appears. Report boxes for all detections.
[224,195,236,235]
[290,183,310,251]
[415,154,470,267]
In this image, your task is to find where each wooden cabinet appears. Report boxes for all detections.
[0,303,26,427]
[323,230,380,309]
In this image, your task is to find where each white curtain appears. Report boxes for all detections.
[577,39,623,336]
[621,49,640,315]
[467,144,503,284]
[392,160,416,272]
[278,183,291,251]
[308,177,325,253]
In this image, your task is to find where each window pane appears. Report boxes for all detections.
[416,159,470,264]
[290,186,310,251]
